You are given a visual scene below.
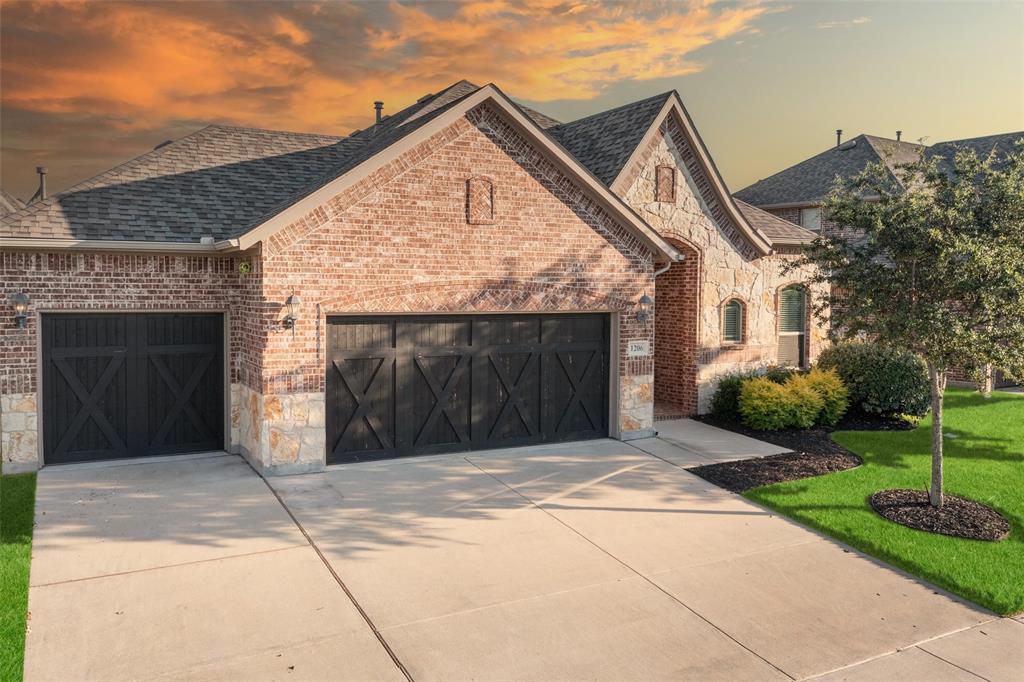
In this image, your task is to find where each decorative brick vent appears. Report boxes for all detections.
[655,165,676,203]
[466,176,495,224]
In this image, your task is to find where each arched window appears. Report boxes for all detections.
[778,286,807,367]
[723,299,744,343]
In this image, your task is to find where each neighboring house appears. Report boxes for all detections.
[1,80,821,475]
[736,131,1024,234]
[736,130,1024,387]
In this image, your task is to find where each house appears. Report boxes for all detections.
[1,80,823,475]
[735,131,1024,234]
[736,129,1024,387]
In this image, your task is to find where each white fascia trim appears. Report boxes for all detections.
[610,95,774,257]
[1,237,239,254]
[235,85,682,263]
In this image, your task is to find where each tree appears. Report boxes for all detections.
[797,142,1024,508]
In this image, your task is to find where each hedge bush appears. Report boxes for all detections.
[802,368,849,426]
[738,377,796,430]
[816,342,929,417]
[710,371,756,421]
[784,374,826,428]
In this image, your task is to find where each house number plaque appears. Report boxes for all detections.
[627,340,651,358]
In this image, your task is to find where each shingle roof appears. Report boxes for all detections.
[1,83,484,243]
[0,188,25,216]
[734,199,816,243]
[736,131,1024,207]
[547,93,672,186]
[734,134,925,207]
[928,131,1024,166]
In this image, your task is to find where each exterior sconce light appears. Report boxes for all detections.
[636,293,653,323]
[282,293,301,329]
[11,291,30,329]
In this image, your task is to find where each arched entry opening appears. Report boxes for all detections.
[654,239,701,419]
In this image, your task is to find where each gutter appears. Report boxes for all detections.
[1,237,242,254]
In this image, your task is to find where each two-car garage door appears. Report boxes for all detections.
[326,314,611,464]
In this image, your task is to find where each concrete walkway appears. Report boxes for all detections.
[23,426,1023,680]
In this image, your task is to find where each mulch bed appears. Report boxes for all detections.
[870,489,1010,541]
[687,416,870,493]
[688,450,861,493]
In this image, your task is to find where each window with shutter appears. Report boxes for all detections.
[723,300,743,343]
[778,286,807,367]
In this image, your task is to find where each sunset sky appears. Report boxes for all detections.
[1,0,1022,201]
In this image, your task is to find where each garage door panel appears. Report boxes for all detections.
[410,353,472,448]
[327,314,609,464]
[42,313,224,464]
[327,354,397,458]
[482,351,541,442]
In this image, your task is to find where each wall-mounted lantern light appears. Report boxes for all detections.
[282,293,301,329]
[10,291,30,329]
[636,293,653,323]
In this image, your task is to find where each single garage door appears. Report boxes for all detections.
[41,313,224,464]
[326,314,610,464]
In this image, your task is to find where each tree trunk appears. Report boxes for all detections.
[928,362,947,508]
[979,363,994,397]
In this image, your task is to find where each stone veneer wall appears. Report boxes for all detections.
[1,392,37,473]
[621,118,829,413]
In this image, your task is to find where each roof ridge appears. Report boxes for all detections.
[555,91,673,129]
[935,130,1024,145]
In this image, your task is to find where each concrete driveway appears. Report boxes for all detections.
[24,427,1017,681]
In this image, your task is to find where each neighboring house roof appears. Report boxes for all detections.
[734,199,817,244]
[734,134,925,208]
[736,131,1024,208]
[928,131,1024,165]
[547,93,672,186]
[0,188,25,216]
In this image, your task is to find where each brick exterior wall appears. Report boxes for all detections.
[654,240,700,414]
[247,102,656,472]
[620,118,829,414]
[0,102,663,474]
[0,250,263,472]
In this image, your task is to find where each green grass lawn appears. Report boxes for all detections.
[746,388,1024,616]
[1,473,37,682]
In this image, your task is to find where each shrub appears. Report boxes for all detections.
[802,368,850,426]
[763,365,799,384]
[817,342,929,417]
[739,377,796,430]
[710,371,756,421]
[783,373,826,428]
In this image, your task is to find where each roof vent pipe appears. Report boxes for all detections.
[29,166,48,203]
[896,130,902,141]
[374,101,384,125]
[835,129,843,148]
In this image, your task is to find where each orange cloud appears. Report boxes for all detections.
[1,0,772,135]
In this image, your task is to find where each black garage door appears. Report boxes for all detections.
[326,314,609,464]
[41,313,224,464]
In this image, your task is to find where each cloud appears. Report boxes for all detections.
[817,16,871,30]
[0,0,776,196]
